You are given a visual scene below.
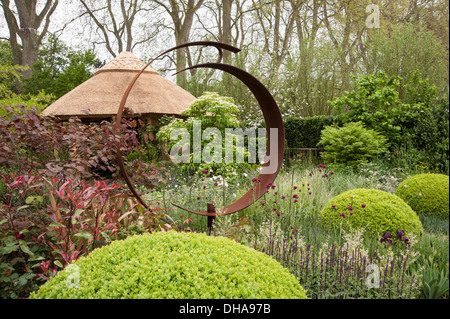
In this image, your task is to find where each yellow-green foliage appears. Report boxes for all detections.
[30,231,308,299]
[319,188,423,236]
[395,174,449,219]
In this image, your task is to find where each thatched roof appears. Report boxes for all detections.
[41,52,196,120]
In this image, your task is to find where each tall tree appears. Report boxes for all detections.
[76,0,159,57]
[251,0,296,73]
[1,0,59,78]
[153,0,205,86]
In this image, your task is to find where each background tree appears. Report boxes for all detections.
[22,35,103,100]
[0,0,59,79]
[152,0,205,87]
[76,0,161,58]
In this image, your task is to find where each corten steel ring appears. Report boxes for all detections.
[114,41,285,216]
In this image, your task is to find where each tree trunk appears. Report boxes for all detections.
[1,0,58,81]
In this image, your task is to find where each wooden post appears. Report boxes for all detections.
[207,202,216,235]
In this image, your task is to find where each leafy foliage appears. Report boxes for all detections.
[0,105,139,180]
[0,172,172,299]
[30,231,308,299]
[22,35,103,100]
[0,63,53,114]
[157,92,258,179]
[329,72,432,148]
[406,98,449,173]
[318,122,388,167]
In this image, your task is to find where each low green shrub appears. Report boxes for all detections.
[318,122,388,167]
[30,231,308,299]
[319,188,424,237]
[395,174,449,219]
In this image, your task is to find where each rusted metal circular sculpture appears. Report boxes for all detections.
[114,41,284,218]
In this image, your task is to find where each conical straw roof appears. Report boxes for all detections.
[41,52,196,120]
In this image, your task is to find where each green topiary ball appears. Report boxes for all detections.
[319,188,423,237]
[30,231,308,299]
[395,174,449,219]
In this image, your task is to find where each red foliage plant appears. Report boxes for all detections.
[0,105,139,180]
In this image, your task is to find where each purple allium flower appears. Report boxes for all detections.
[330,171,334,175]
[293,194,299,199]
[291,226,294,229]
[294,186,298,190]
[274,192,278,195]
[281,195,286,199]
[332,205,337,209]
[273,208,277,211]
[294,199,298,203]
[277,212,280,216]
[323,165,327,168]
[309,173,312,176]
[340,213,346,218]
[361,204,366,208]
[202,170,208,174]
[319,164,323,167]
[214,182,218,186]
[203,185,207,189]
[274,200,277,203]
[308,192,312,195]
[319,169,322,172]
[261,202,265,206]
[347,206,354,211]
[271,185,276,189]
[252,178,257,183]
[197,196,201,200]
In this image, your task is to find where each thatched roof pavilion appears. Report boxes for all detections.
[41,52,196,122]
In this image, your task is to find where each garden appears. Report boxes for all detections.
[0,71,448,300]
[0,0,449,302]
